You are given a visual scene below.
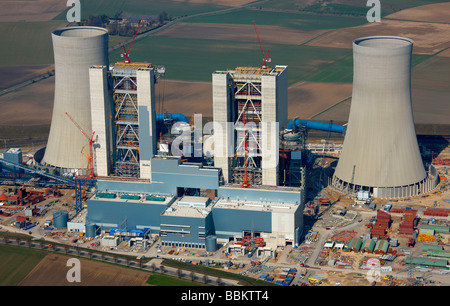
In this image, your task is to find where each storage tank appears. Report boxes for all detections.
[42,26,109,171]
[205,235,217,252]
[331,36,438,199]
[53,210,69,228]
[85,222,97,238]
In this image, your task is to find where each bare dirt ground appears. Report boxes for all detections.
[313,86,450,126]
[158,79,353,121]
[306,19,450,55]
[0,0,67,22]
[0,65,54,90]
[18,253,152,286]
[154,22,327,45]
[0,76,54,126]
[438,48,450,58]
[288,81,352,120]
[157,79,213,117]
[385,2,450,24]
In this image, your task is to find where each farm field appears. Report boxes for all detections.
[313,54,450,125]
[0,0,67,22]
[109,36,355,84]
[0,21,68,66]
[0,64,54,90]
[154,22,328,45]
[0,77,54,126]
[184,7,368,30]
[306,19,450,55]
[259,0,450,15]
[52,0,231,21]
[0,245,47,286]
[385,2,450,23]
[18,253,153,286]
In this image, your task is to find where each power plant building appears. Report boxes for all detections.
[84,60,303,249]
[212,65,288,187]
[90,62,157,179]
[331,36,439,198]
[38,25,343,251]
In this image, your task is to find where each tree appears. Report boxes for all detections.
[159,11,168,23]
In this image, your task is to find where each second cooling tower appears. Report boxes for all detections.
[332,36,439,198]
[42,26,109,172]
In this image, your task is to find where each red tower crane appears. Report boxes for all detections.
[253,21,271,69]
[121,18,144,64]
[65,112,96,179]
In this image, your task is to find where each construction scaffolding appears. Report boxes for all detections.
[111,62,151,177]
[231,70,264,186]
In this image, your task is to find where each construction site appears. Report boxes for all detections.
[0,20,450,287]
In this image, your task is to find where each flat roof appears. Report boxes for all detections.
[91,192,174,205]
[162,197,212,218]
[222,183,302,193]
[213,198,297,213]
[214,65,287,80]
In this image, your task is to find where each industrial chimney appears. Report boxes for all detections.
[331,36,439,198]
[42,27,109,174]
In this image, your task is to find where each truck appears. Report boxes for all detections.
[383,203,392,212]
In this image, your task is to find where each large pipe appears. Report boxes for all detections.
[285,117,344,134]
[156,113,189,123]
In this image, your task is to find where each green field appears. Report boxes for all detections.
[0,21,68,66]
[259,0,450,15]
[185,8,368,31]
[110,36,358,83]
[0,245,47,286]
[112,35,428,84]
[53,0,228,21]
[146,273,205,286]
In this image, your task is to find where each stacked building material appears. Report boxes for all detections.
[330,230,357,243]
[390,208,405,214]
[399,209,417,235]
[423,208,449,217]
[371,210,391,238]
[432,157,450,166]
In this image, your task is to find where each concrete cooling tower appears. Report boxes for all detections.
[331,36,439,198]
[42,26,109,173]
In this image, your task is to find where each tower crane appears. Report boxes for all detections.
[65,112,96,179]
[252,21,271,69]
[121,18,144,64]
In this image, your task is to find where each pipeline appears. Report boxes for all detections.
[286,117,345,134]
[156,113,189,123]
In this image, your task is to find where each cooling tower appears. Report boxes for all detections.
[42,26,109,172]
[332,36,438,198]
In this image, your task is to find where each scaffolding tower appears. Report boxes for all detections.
[111,62,151,177]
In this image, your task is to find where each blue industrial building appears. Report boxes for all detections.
[87,158,304,249]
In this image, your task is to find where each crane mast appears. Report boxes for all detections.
[65,112,96,179]
[253,21,271,69]
[121,18,144,64]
